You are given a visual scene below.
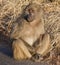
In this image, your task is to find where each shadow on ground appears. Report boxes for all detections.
[0,32,13,57]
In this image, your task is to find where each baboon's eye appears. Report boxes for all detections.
[28,8,34,13]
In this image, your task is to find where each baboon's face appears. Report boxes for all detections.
[23,4,40,22]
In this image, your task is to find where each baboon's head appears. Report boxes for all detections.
[22,3,41,22]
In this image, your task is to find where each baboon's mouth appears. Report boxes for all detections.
[24,14,34,22]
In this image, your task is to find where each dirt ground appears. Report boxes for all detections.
[0,53,48,65]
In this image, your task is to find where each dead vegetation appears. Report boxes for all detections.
[0,0,60,65]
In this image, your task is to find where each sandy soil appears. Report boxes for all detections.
[0,52,48,65]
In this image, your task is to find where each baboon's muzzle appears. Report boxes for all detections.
[24,13,35,22]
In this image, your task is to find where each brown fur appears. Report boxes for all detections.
[11,3,51,61]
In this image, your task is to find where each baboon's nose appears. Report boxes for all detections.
[24,14,29,20]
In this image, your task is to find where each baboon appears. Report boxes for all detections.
[10,3,51,61]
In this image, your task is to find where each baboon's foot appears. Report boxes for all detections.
[31,53,43,62]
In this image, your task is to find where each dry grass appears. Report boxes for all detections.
[0,0,60,65]
[0,0,44,36]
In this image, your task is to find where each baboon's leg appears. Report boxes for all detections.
[36,34,51,56]
[12,39,32,60]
